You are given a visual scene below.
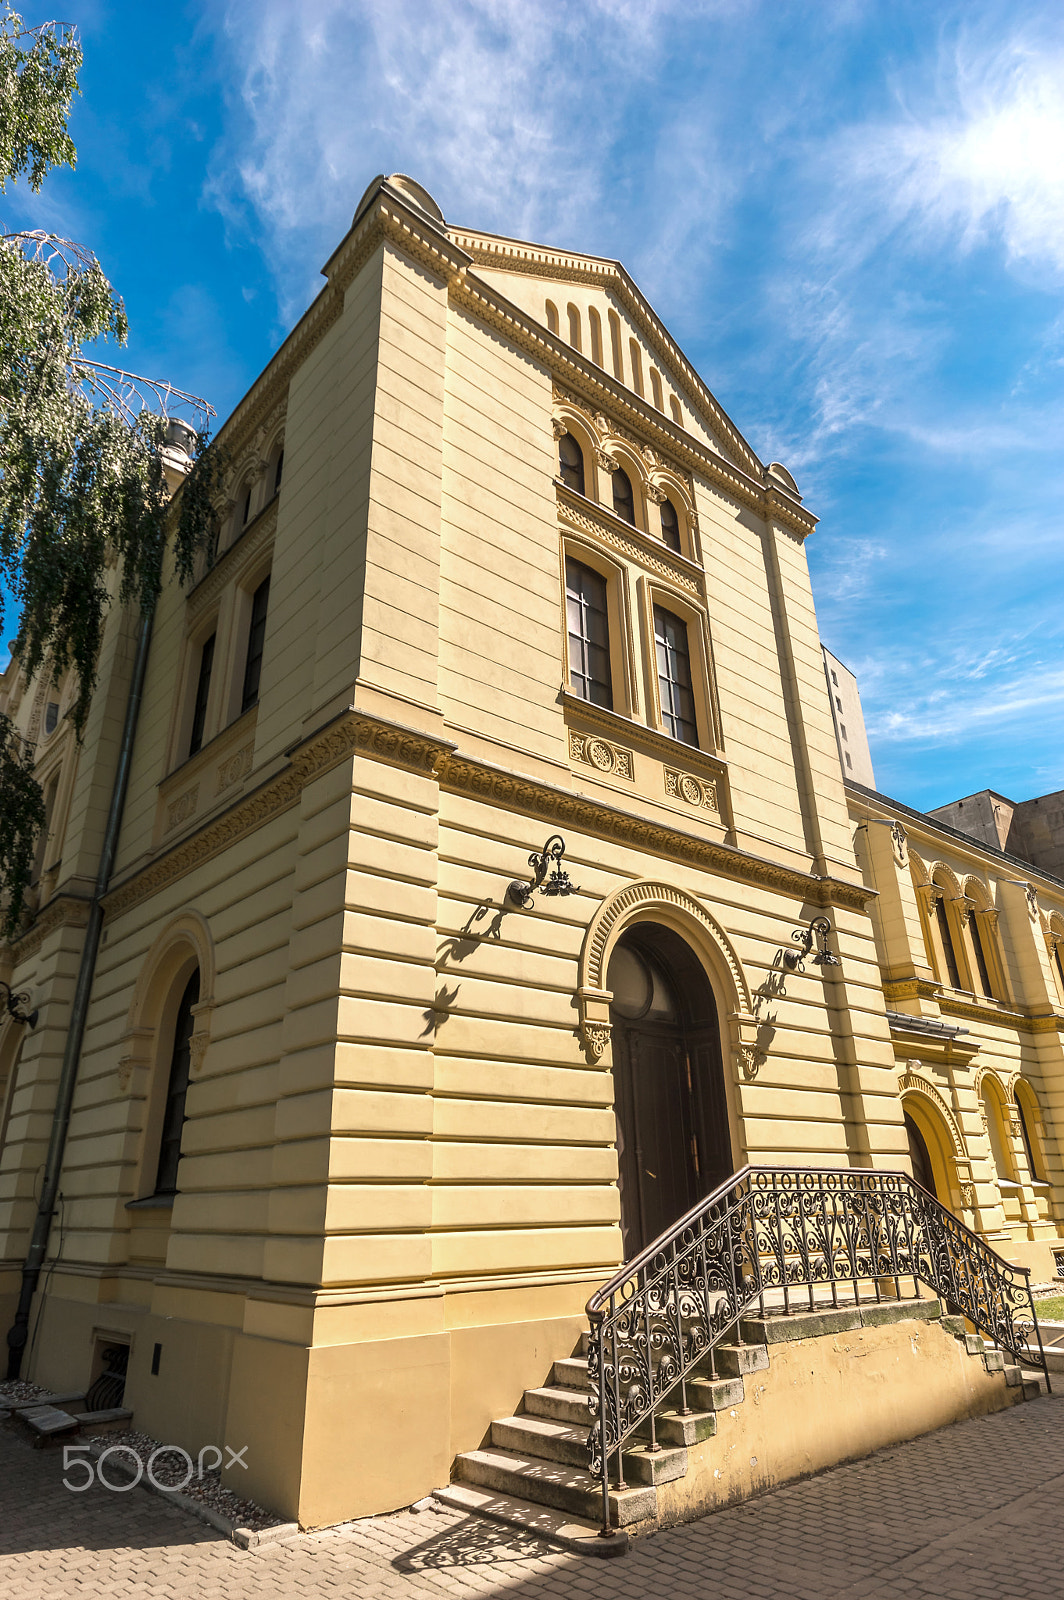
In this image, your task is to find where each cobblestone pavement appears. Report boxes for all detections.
[3,1394,1064,1600]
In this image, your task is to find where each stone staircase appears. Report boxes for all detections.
[435,1298,1045,1556]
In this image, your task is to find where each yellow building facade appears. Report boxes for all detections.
[1,174,1062,1528]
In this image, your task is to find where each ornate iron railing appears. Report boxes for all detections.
[586,1166,1049,1533]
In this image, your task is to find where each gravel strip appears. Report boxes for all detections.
[0,1380,48,1404]
[85,1427,286,1532]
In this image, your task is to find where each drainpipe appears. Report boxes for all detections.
[5,598,156,1379]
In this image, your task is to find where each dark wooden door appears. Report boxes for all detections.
[612,1018,732,1259]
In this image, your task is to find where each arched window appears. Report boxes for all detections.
[1015,1082,1047,1183]
[567,304,581,350]
[558,433,585,496]
[660,499,681,552]
[904,1111,937,1196]
[967,910,995,999]
[545,300,559,335]
[154,971,199,1197]
[932,887,962,989]
[669,395,683,426]
[272,448,284,495]
[612,468,635,525]
[588,307,603,367]
[608,310,624,380]
[650,367,664,411]
[981,1079,1016,1188]
[1052,935,1064,1005]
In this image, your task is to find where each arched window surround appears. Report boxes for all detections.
[119,911,215,1204]
[979,1071,1020,1195]
[1014,1079,1049,1186]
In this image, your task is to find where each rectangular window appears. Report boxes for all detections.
[566,559,612,708]
[240,576,271,713]
[654,605,699,746]
[845,751,852,768]
[831,670,838,686]
[188,633,215,757]
[835,696,843,711]
[840,723,847,740]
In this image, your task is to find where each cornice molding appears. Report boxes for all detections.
[91,706,871,927]
[447,269,817,542]
[436,750,870,911]
[451,227,764,480]
[102,711,456,922]
[8,892,91,964]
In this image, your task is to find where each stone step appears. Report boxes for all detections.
[714,1343,769,1379]
[619,1441,687,1486]
[20,1406,80,1439]
[492,1414,590,1469]
[552,1357,590,1392]
[79,1407,134,1429]
[687,1374,745,1411]
[524,1386,591,1427]
[432,1481,628,1558]
[940,1314,968,1337]
[983,1347,1005,1373]
[635,1407,717,1448]
[454,1445,656,1528]
[1004,1364,1024,1388]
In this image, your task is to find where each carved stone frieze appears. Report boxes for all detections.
[165,786,199,835]
[216,744,254,796]
[557,491,702,597]
[664,766,719,814]
[569,730,634,780]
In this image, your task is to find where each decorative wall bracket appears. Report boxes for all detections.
[507,834,580,910]
[732,1010,769,1079]
[0,981,37,1029]
[782,915,840,973]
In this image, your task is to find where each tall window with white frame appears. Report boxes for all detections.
[566,558,612,709]
[154,972,199,1197]
[654,605,698,746]
[188,634,215,757]
[241,576,271,714]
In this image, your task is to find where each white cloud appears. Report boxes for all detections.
[859,34,1064,281]
[204,0,711,321]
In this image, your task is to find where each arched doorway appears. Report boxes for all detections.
[904,1111,937,1197]
[607,923,732,1257]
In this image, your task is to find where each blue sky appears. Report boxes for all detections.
[3,0,1063,812]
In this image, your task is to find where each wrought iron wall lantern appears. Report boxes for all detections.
[507,834,580,910]
[0,981,38,1029]
[783,915,840,973]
